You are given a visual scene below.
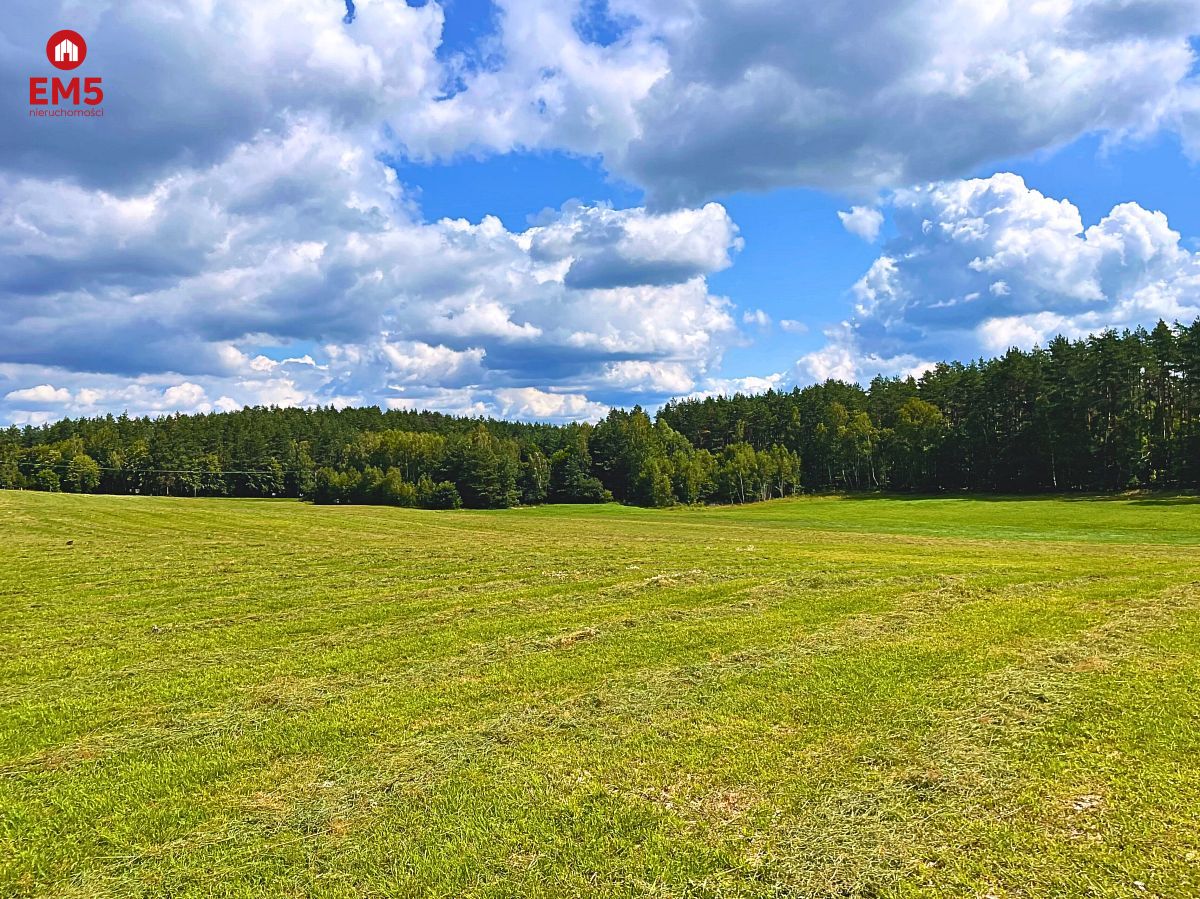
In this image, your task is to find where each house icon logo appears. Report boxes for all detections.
[54,38,79,64]
[46,29,87,71]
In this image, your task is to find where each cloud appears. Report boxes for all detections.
[394,0,667,165]
[779,319,809,334]
[4,384,71,405]
[838,206,884,242]
[798,341,859,384]
[613,0,1200,204]
[387,0,1200,205]
[0,360,617,426]
[161,382,208,409]
[681,372,788,401]
[0,369,251,423]
[596,360,697,395]
[492,387,609,422]
[742,308,771,329]
[378,341,488,387]
[799,173,1200,383]
[797,338,934,385]
[0,118,742,423]
[379,385,609,423]
[530,201,742,290]
[1,0,448,189]
[975,312,1072,354]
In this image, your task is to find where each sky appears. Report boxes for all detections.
[2,0,1200,425]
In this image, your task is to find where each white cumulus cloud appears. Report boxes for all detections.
[838,207,884,242]
[799,173,1200,383]
[4,384,72,405]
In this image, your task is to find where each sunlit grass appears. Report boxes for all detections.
[2,492,1198,897]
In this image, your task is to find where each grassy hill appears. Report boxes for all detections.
[2,492,1198,897]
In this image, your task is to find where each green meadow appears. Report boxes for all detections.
[1,491,1199,898]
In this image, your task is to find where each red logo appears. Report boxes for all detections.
[30,30,104,116]
[46,30,87,71]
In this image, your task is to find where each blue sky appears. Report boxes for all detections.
[2,0,1200,424]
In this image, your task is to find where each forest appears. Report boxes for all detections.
[3,320,1199,507]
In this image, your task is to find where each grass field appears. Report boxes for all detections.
[2,492,1199,898]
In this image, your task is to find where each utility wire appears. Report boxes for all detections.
[10,460,310,476]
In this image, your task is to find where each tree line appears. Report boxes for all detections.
[0,402,799,509]
[3,320,1199,505]
[661,320,1200,491]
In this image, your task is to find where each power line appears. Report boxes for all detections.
[10,460,309,476]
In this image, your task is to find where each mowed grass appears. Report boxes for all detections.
[1,493,1199,898]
